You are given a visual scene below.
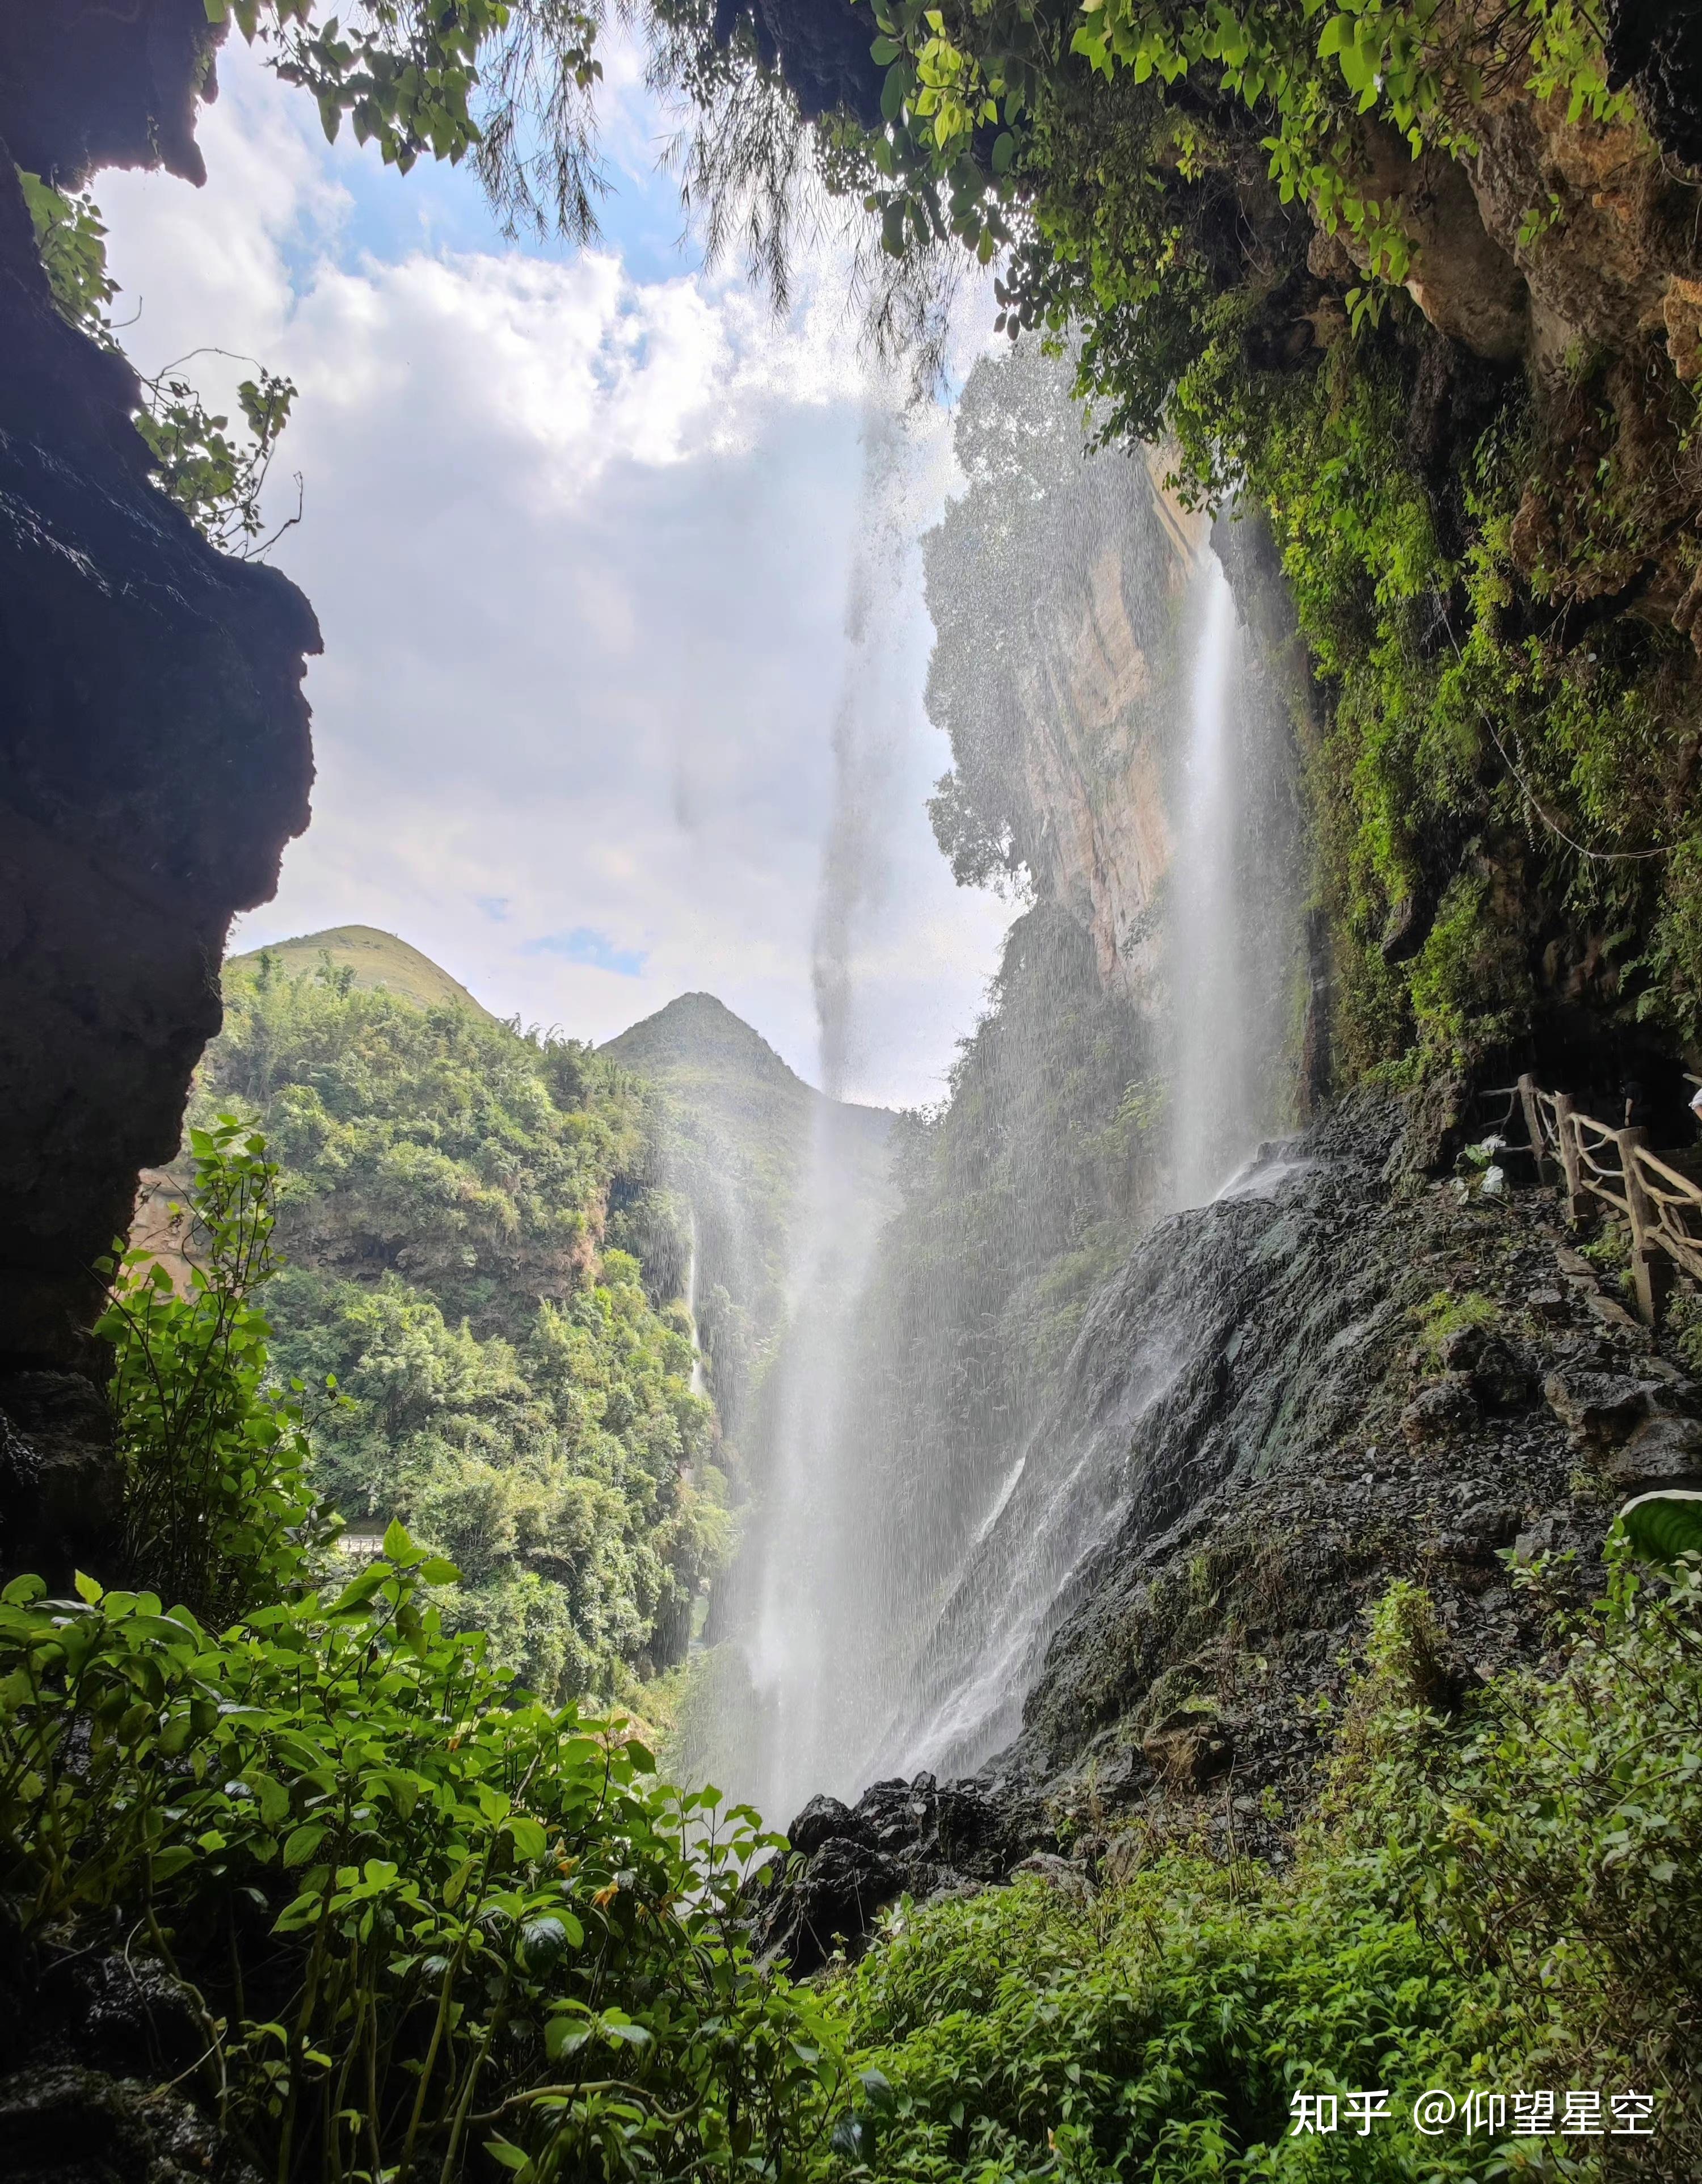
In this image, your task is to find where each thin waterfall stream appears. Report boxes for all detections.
[1170,551,1245,1209]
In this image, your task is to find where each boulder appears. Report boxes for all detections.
[1009,1851,1094,1902]
[1469,1337,1537,1410]
[747,1836,904,1975]
[1141,1713,1234,1789]
[1601,1412,1702,1493]
[1542,1370,1658,1449]
[784,1793,861,1856]
[1401,1377,1480,1442]
[0,2065,258,2184]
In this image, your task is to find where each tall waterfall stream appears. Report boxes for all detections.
[699,443,1305,1824]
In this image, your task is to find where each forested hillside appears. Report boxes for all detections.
[193,947,730,1698]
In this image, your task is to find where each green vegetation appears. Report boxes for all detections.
[1411,1287,1497,1366]
[100,1120,325,1627]
[825,1569,1702,2176]
[230,925,496,1017]
[1,1131,835,2182]
[12,1160,1701,2182]
[191,952,727,1702]
[20,164,300,556]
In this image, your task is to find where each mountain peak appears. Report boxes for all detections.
[602,992,809,1095]
[227,926,492,1019]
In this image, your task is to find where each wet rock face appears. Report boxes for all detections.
[0,1901,260,2183]
[1607,0,1702,168]
[0,2067,260,2184]
[750,1774,1049,1972]
[762,1089,1696,1965]
[0,41,318,1569]
[1004,1099,1655,1803]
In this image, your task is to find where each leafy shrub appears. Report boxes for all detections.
[99,1118,325,1626]
[0,1538,836,2181]
[3,1132,832,2183]
[823,1562,1702,2178]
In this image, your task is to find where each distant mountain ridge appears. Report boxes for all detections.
[604,992,890,1129]
[228,925,492,1019]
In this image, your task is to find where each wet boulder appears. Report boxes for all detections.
[1469,1337,1537,1410]
[1401,1376,1480,1442]
[784,1793,861,1855]
[748,1836,904,1975]
[0,2064,259,2184]
[1543,1370,1658,1449]
[1602,1412,1702,1493]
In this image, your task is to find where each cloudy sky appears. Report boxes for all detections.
[97,32,1014,1108]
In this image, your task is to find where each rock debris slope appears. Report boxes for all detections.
[755,1089,1698,1962]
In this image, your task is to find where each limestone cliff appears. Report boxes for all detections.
[0,9,319,1583]
[1008,457,1204,998]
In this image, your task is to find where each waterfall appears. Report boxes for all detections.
[685,385,1306,1820]
[1170,550,1248,1208]
[697,392,924,1821]
[685,1203,706,1399]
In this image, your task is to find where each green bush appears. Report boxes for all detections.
[2,1130,833,2183]
[822,1564,1702,2178]
[99,1118,326,1625]
[0,1541,835,2181]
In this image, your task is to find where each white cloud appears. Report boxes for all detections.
[96,37,1012,1106]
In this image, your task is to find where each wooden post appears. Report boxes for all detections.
[1553,1093,1585,1229]
[1518,1072,1551,1185]
[1617,1127,1671,1327]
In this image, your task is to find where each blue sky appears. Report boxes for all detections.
[97,31,1012,1105]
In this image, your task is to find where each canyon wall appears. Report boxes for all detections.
[0,10,319,1581]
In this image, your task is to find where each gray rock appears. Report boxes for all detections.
[1602,1412,1702,1492]
[0,2065,259,2184]
[1471,1337,1537,1409]
[748,1835,904,1973]
[1439,1322,1488,1370]
[1009,1851,1094,1900]
[1402,1377,1480,1441]
[1585,1291,1645,1336]
[785,1794,860,1856]
[1543,1369,1657,1447]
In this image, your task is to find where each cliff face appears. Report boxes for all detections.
[1011,469,1202,999]
[0,15,320,1583]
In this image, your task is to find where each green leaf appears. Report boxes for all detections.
[1618,1490,1702,1566]
[73,1571,103,1605]
[505,1814,549,1862]
[283,1823,327,1867]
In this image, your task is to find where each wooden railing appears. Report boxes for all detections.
[1500,1074,1702,1324]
